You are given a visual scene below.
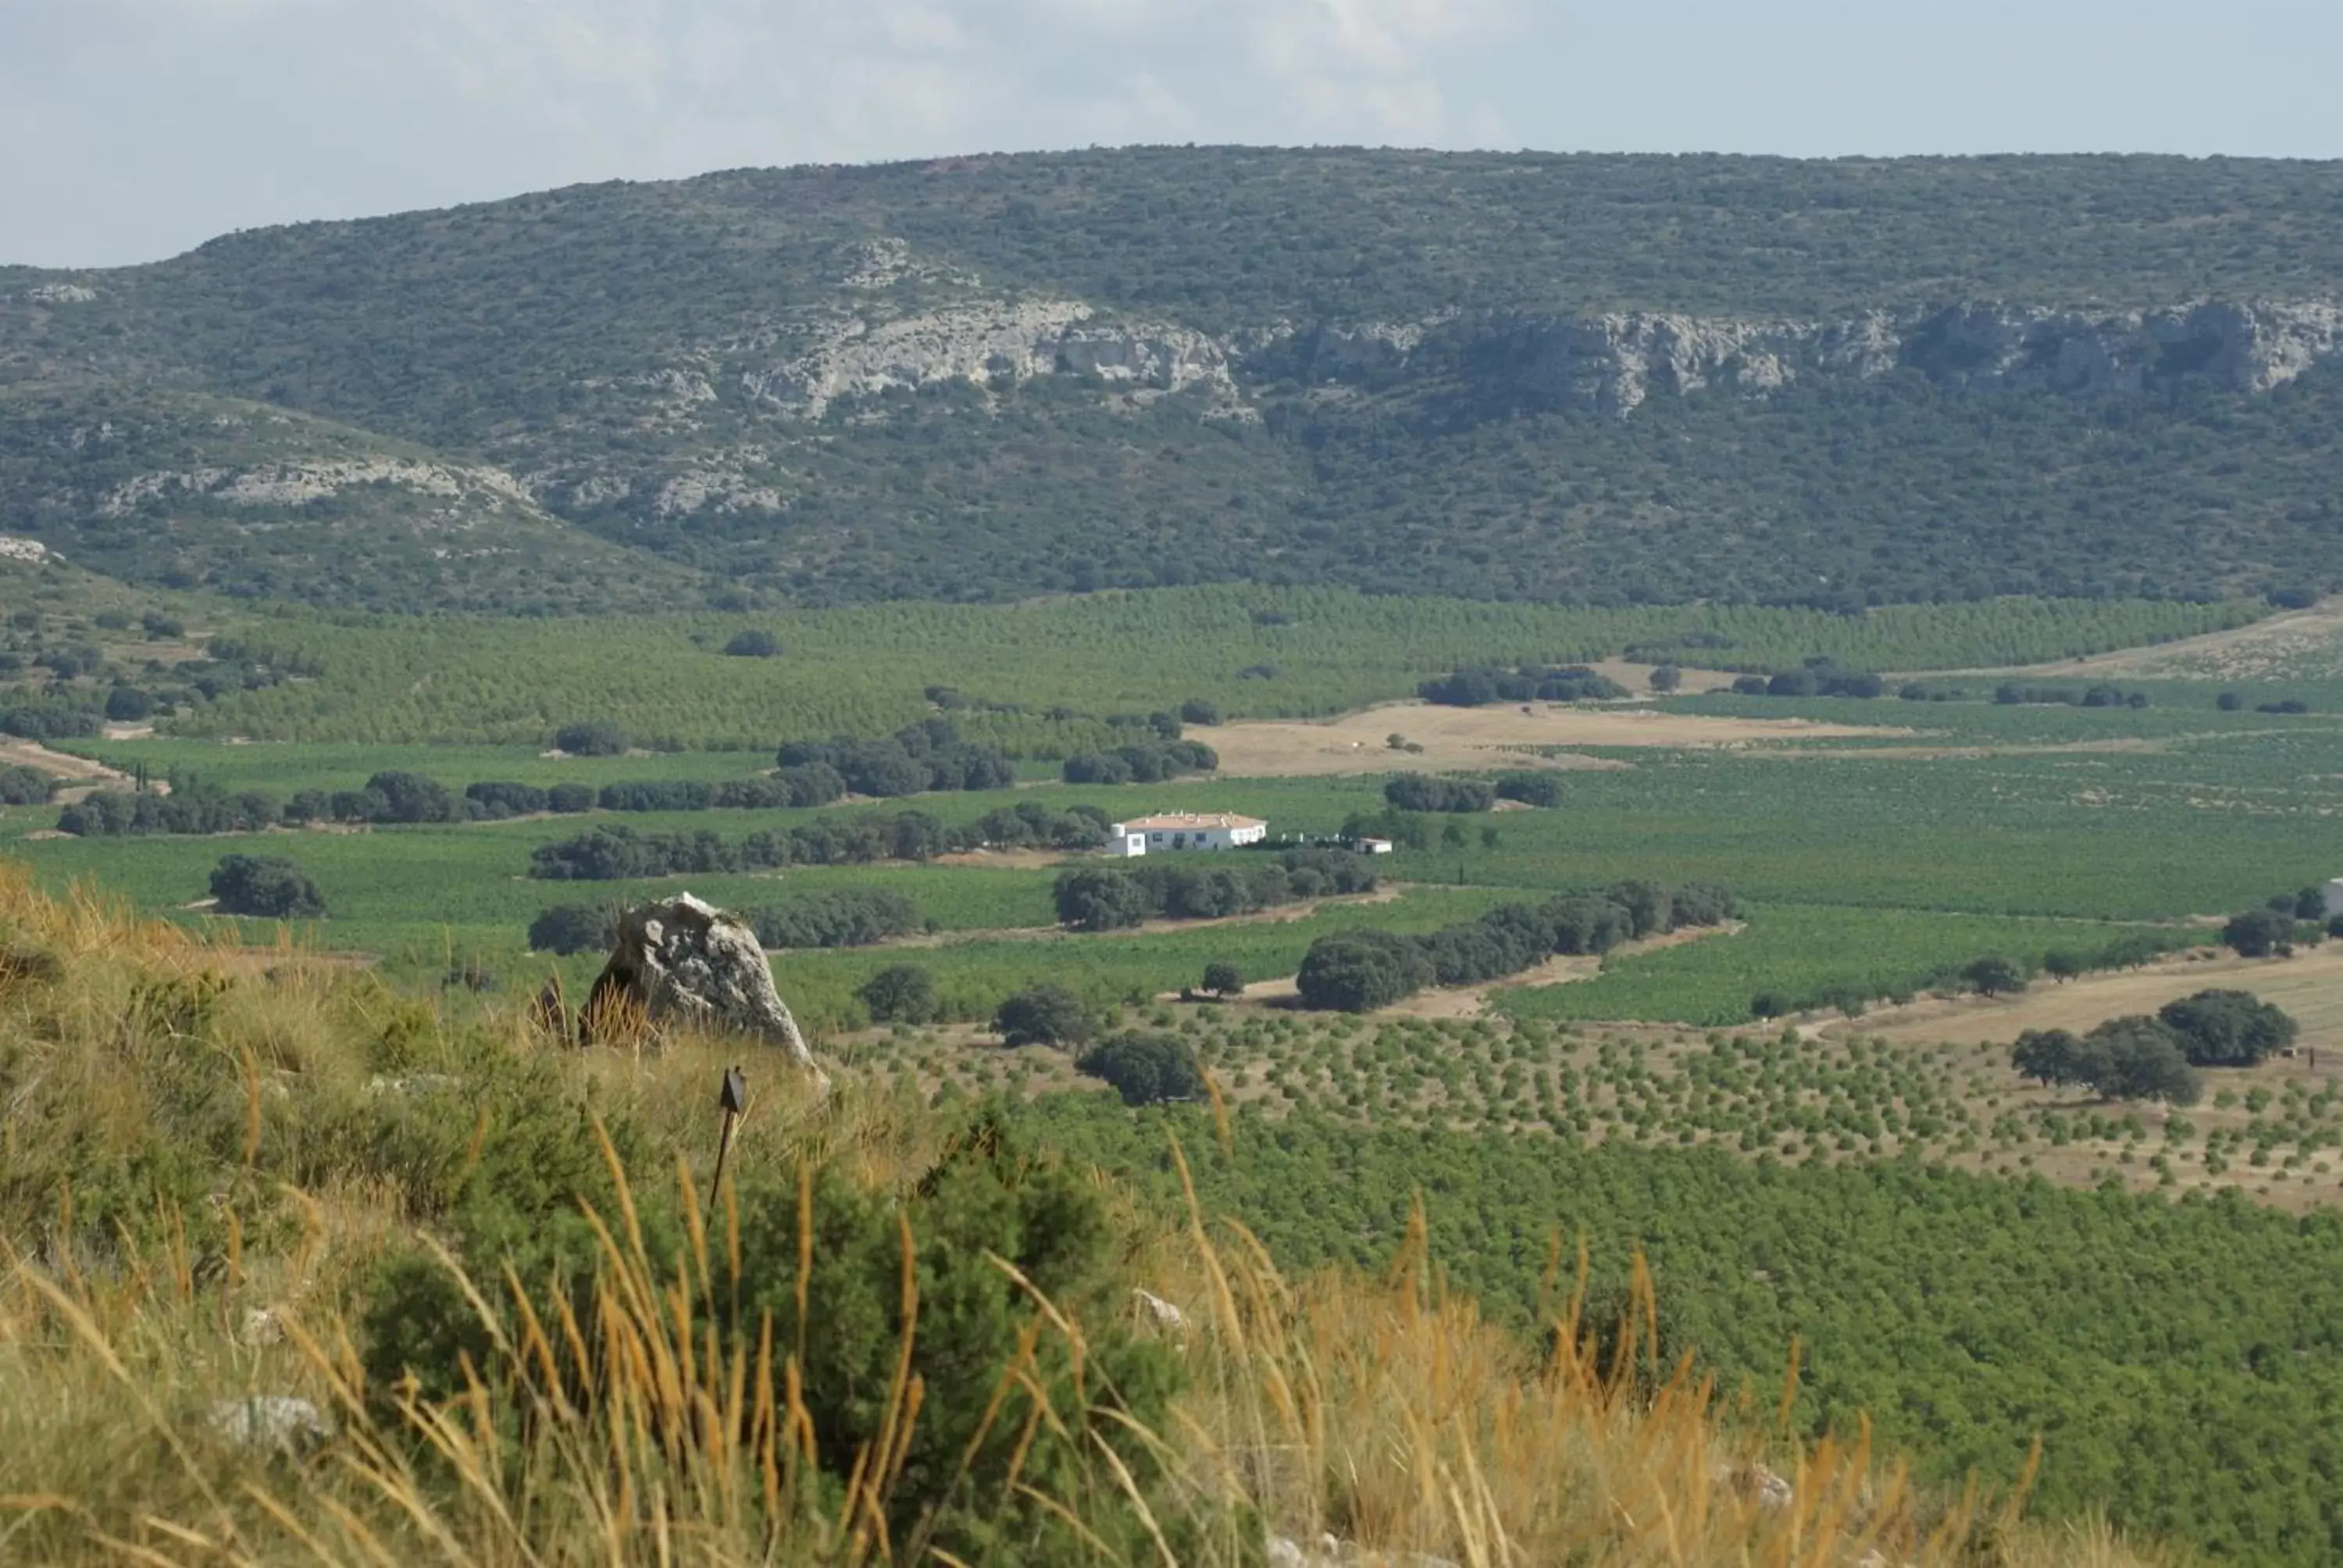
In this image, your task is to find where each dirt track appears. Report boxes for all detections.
[1915,598,2343,682]
[1187,702,1901,779]
[0,739,154,804]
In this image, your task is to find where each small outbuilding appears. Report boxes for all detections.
[2323,878,2343,918]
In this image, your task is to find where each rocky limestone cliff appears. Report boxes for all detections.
[743,298,1236,418]
[98,456,536,518]
[1335,300,2343,414]
[724,261,2343,422]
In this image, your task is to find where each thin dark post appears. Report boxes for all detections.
[708,1066,747,1212]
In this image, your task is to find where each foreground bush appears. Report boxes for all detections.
[0,866,2176,1567]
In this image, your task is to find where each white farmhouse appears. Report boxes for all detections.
[1107,811,1268,856]
[2323,877,2343,918]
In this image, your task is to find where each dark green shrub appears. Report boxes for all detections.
[721,629,783,657]
[362,1123,1186,1567]
[209,854,326,918]
[859,964,938,1024]
[554,720,630,757]
[993,985,1092,1047]
[1077,1032,1206,1105]
[527,903,615,956]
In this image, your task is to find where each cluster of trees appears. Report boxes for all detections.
[0,701,104,740]
[1383,775,1495,813]
[0,765,57,805]
[750,889,921,950]
[208,853,326,918]
[1731,660,1885,699]
[530,804,1111,879]
[1075,1032,1206,1106]
[1061,739,1218,785]
[1495,772,1564,808]
[2012,990,2299,1103]
[553,720,631,757]
[1992,682,2152,709]
[2224,887,2343,957]
[1297,880,1738,1011]
[777,718,1015,796]
[993,985,1093,1047]
[60,786,282,837]
[1418,665,1629,707]
[1053,848,1378,932]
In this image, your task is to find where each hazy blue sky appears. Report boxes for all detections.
[5,0,2340,268]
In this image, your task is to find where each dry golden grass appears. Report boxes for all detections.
[0,864,2175,1566]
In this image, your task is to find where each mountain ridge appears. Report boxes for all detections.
[7,148,2343,611]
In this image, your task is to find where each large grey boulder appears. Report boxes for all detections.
[583,893,826,1085]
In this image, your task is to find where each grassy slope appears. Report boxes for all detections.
[0,868,2154,1568]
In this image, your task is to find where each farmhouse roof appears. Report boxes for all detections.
[1114,812,1268,832]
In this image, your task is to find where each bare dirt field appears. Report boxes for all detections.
[1188,701,1902,779]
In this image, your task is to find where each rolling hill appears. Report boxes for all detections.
[6,148,2343,611]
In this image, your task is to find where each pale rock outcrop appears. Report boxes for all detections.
[0,535,52,565]
[100,458,534,516]
[207,1395,332,1453]
[584,894,826,1088]
[1465,299,2343,414]
[745,300,1236,418]
[27,283,97,305]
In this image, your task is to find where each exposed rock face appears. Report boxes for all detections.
[0,534,51,564]
[1342,299,2343,415]
[731,288,2343,424]
[585,893,825,1085]
[744,299,1235,418]
[99,456,533,516]
[207,1395,332,1453]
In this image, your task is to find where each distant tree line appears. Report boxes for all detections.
[1054,848,1378,932]
[1061,739,1218,785]
[1992,682,2152,709]
[526,887,921,954]
[1296,881,1739,1011]
[1729,660,1885,699]
[1418,665,1630,707]
[1383,775,1495,813]
[62,762,851,836]
[529,804,1111,879]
